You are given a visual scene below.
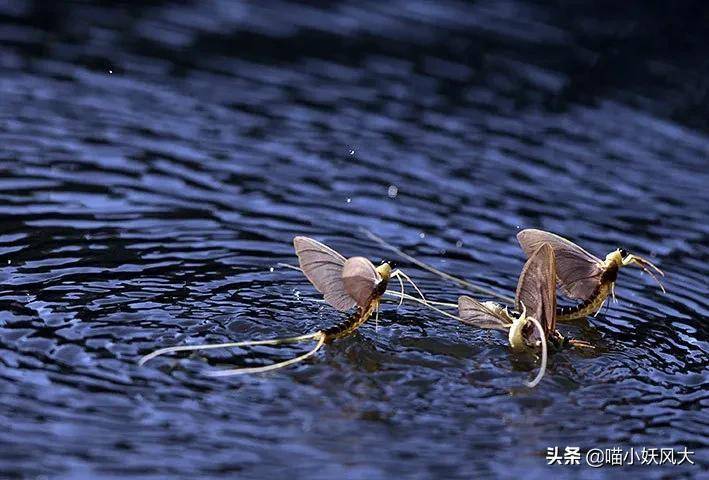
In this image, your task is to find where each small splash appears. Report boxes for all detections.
[269,267,274,272]
[346,198,352,203]
[349,149,355,155]
[419,232,425,239]
[387,185,398,198]
[108,70,113,74]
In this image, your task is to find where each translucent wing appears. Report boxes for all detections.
[458,296,511,330]
[517,229,603,301]
[342,257,380,308]
[293,236,356,311]
[515,243,557,336]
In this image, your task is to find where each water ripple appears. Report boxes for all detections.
[0,0,707,478]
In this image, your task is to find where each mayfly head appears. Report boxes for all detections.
[508,301,528,351]
[508,301,548,388]
[605,249,625,268]
[606,247,665,293]
[376,260,393,281]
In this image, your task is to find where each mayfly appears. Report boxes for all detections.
[517,229,665,321]
[139,236,428,376]
[458,243,590,387]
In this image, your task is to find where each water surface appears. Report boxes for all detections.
[0,1,707,478]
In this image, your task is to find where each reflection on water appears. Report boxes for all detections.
[0,0,707,478]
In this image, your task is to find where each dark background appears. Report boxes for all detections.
[0,1,707,479]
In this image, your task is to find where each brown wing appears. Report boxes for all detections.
[517,229,603,301]
[342,257,380,308]
[293,236,356,311]
[515,243,557,335]
[458,296,511,330]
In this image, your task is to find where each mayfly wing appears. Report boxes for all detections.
[342,256,380,308]
[517,229,603,301]
[515,243,557,335]
[293,236,356,311]
[540,244,557,333]
[458,296,510,330]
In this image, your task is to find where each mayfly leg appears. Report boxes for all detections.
[392,269,427,304]
[624,255,666,293]
[593,299,606,317]
[629,255,664,276]
[568,338,595,350]
[394,272,405,308]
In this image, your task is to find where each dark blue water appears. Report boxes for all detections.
[0,1,707,479]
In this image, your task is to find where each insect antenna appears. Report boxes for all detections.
[361,228,514,304]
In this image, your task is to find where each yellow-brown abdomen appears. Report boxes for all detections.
[557,282,612,321]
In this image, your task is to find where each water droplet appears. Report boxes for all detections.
[108,70,113,74]
[269,267,274,272]
[456,240,463,248]
[346,198,351,203]
[387,185,398,198]
[419,232,425,239]
[349,149,355,155]
[7,259,10,264]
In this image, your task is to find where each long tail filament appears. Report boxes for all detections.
[383,290,463,322]
[525,315,548,388]
[138,331,325,377]
[207,333,326,377]
[361,228,514,304]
